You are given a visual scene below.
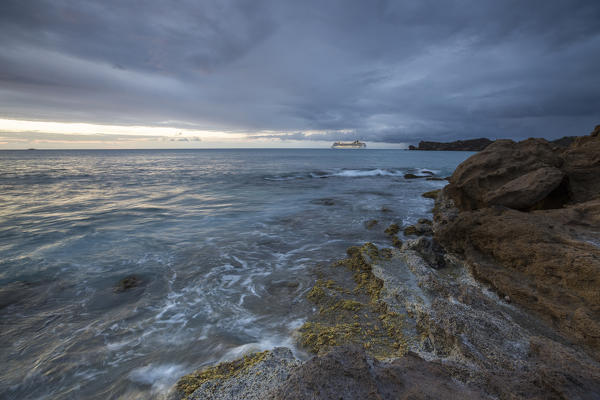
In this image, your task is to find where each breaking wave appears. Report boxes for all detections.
[264,168,441,181]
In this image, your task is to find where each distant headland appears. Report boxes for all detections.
[408,136,578,151]
[408,138,493,151]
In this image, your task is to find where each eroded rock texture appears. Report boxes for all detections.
[436,126,600,358]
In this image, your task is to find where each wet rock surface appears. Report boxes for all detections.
[269,346,487,400]
[169,348,300,400]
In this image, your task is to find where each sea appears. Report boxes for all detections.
[0,149,472,399]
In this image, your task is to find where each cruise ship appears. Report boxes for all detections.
[331,140,366,149]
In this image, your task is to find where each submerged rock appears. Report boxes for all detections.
[114,275,142,293]
[403,173,427,179]
[311,198,336,206]
[365,219,378,229]
[421,189,441,199]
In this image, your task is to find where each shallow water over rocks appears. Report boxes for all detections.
[0,149,470,399]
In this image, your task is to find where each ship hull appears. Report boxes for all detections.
[331,144,366,149]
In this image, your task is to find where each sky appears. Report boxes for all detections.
[1,0,599,149]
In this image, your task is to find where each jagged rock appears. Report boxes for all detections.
[269,346,486,400]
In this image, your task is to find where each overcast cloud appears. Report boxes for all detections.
[1,0,599,145]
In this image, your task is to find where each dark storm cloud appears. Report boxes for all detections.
[1,0,599,142]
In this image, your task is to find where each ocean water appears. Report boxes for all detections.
[0,149,471,399]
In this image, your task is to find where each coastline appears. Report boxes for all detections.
[168,126,600,399]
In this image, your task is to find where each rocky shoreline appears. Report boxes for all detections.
[168,126,600,399]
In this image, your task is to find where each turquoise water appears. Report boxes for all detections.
[0,149,471,399]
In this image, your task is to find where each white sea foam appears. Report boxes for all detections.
[330,168,403,177]
[128,363,186,392]
[265,168,410,180]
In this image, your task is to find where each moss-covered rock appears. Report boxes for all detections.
[422,189,441,199]
[300,243,407,358]
[172,348,300,400]
[384,223,400,236]
[176,351,270,397]
[404,225,418,236]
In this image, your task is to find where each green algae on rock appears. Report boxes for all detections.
[176,351,270,397]
[299,243,407,359]
[403,225,418,236]
[422,189,441,199]
[384,223,400,236]
[171,347,300,400]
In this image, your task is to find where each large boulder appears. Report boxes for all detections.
[482,166,565,210]
[446,127,600,211]
[446,138,564,210]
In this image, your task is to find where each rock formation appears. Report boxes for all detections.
[435,125,600,359]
